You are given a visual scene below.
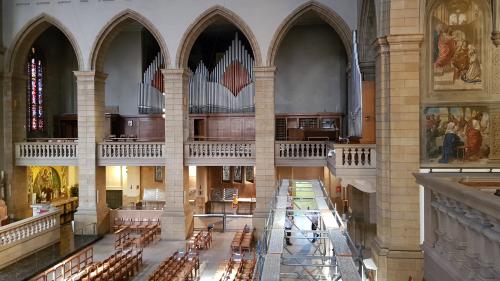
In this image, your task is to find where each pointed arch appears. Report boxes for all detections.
[89,9,171,72]
[267,1,353,66]
[176,5,262,68]
[5,13,83,74]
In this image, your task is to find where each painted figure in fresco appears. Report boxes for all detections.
[426,114,442,158]
[452,40,469,80]
[466,112,483,159]
[439,120,461,163]
[462,45,481,83]
[434,25,456,68]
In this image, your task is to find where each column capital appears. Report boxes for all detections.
[373,37,389,56]
[73,71,108,82]
[254,66,276,79]
[161,68,192,78]
[386,34,424,52]
[492,32,500,47]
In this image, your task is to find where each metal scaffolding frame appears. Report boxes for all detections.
[254,179,363,281]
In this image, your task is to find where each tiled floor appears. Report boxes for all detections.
[91,231,239,281]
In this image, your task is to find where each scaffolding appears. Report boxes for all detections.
[254,179,370,281]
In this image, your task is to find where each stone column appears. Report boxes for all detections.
[74,71,108,235]
[372,35,424,281]
[161,68,191,240]
[2,73,30,218]
[252,67,276,238]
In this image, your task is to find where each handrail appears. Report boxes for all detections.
[0,209,60,247]
[15,142,78,159]
[185,141,255,158]
[98,142,165,159]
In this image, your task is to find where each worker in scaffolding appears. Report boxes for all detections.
[285,214,294,246]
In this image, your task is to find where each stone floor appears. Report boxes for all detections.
[91,230,239,281]
[0,224,101,281]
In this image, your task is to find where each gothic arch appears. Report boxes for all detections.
[176,5,262,68]
[89,9,171,72]
[5,13,84,74]
[267,1,353,66]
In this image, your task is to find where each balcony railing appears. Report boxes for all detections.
[97,142,165,166]
[15,141,78,166]
[185,141,255,166]
[275,141,327,166]
[0,209,60,269]
[332,143,376,169]
[415,174,500,281]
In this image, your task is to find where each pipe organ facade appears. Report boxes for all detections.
[189,33,255,114]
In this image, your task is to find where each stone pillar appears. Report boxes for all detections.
[161,68,191,240]
[252,67,276,238]
[2,73,30,218]
[372,35,424,281]
[74,71,108,235]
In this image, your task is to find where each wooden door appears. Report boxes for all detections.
[360,81,375,144]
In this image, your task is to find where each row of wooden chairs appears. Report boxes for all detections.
[186,230,213,251]
[30,247,94,281]
[114,227,134,250]
[148,251,200,281]
[113,217,161,233]
[133,225,160,248]
[231,230,252,253]
[218,254,256,281]
[75,248,143,281]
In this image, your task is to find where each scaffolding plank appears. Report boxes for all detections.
[328,229,351,256]
[261,254,281,281]
[321,210,340,229]
[272,209,286,229]
[276,196,287,209]
[268,229,284,254]
[337,256,362,281]
[316,197,329,211]
[279,180,289,196]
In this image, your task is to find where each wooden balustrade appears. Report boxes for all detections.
[415,174,500,281]
[185,141,255,166]
[15,142,78,166]
[0,209,60,269]
[97,142,165,166]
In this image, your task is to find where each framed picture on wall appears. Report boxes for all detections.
[234,166,243,183]
[245,166,254,183]
[222,166,231,182]
[154,166,163,182]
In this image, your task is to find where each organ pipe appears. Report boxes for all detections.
[138,52,165,114]
[189,33,255,114]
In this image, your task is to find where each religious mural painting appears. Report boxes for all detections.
[27,167,68,203]
[432,0,483,90]
[424,106,489,164]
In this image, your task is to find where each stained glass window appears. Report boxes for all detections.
[27,47,44,132]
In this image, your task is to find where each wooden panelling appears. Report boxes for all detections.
[189,114,255,140]
[275,113,343,141]
[120,115,165,141]
[360,81,375,144]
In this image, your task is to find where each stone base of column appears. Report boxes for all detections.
[160,211,192,240]
[372,240,423,281]
[74,208,109,235]
[252,211,269,241]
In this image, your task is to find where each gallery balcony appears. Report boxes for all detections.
[275,141,328,166]
[97,141,165,166]
[415,173,500,281]
[184,141,255,166]
[15,139,78,166]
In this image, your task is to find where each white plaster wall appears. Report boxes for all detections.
[2,0,357,69]
[103,29,141,115]
[275,24,347,114]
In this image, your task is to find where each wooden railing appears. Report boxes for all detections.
[15,142,78,166]
[0,209,60,269]
[331,143,376,168]
[97,142,165,166]
[185,141,255,165]
[415,174,500,281]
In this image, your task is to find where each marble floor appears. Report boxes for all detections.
[91,230,239,281]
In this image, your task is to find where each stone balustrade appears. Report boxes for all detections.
[97,142,165,166]
[275,141,327,166]
[415,173,500,281]
[331,143,376,168]
[185,141,255,166]
[15,141,78,166]
[0,209,60,269]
